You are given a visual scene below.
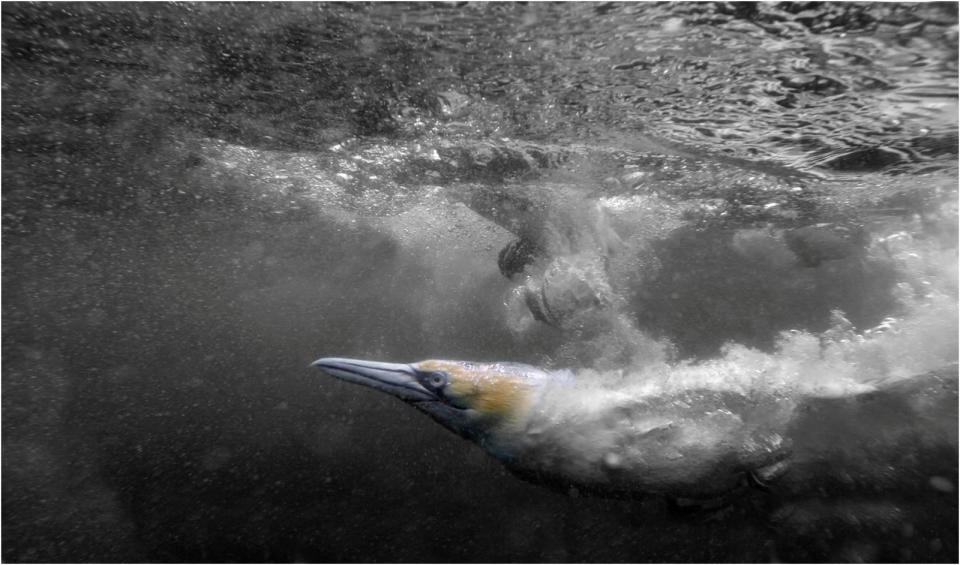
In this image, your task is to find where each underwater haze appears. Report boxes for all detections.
[3,2,958,563]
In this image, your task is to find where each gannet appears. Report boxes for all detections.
[313,357,957,501]
[312,357,797,499]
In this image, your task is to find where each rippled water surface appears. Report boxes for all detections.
[3,2,958,563]
[366,2,958,172]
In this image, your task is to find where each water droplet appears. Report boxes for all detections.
[929,475,955,493]
[603,452,622,468]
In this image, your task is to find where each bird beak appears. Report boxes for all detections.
[311,357,436,402]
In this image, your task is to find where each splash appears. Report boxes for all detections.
[566,184,957,391]
[507,290,956,498]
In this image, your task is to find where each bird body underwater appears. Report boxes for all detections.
[312,356,960,500]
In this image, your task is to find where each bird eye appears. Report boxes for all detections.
[425,371,447,388]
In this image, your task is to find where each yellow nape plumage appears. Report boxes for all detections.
[414,360,539,422]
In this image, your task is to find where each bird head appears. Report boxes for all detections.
[312,357,557,455]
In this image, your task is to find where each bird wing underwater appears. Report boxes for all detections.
[312,357,958,501]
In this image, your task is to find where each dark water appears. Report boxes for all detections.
[2,2,958,563]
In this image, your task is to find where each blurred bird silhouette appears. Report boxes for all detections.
[312,357,957,503]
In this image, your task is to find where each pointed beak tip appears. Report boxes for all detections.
[310,357,350,373]
[306,356,434,402]
[310,357,356,374]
